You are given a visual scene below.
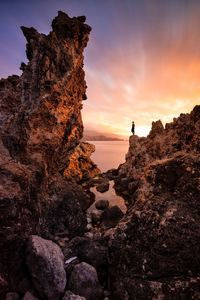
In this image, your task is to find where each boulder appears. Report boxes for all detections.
[101,206,124,229]
[26,235,66,300]
[68,262,102,300]
[63,290,86,300]
[95,200,109,210]
[64,236,108,271]
[96,181,109,193]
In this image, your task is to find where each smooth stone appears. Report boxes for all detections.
[101,206,124,229]
[68,262,103,300]
[26,235,66,300]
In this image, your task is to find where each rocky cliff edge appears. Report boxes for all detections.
[109,106,200,299]
[0,11,99,286]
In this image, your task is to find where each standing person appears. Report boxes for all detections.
[131,121,135,135]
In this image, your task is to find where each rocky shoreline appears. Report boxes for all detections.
[0,11,200,300]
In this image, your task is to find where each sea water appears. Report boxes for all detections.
[88,141,129,212]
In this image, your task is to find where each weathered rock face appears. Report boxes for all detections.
[115,106,200,200]
[110,106,200,299]
[64,142,100,182]
[0,11,98,284]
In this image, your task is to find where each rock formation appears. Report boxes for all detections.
[109,106,200,299]
[0,11,99,292]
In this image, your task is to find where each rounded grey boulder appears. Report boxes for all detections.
[68,262,102,300]
[26,235,66,300]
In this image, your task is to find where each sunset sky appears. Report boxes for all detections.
[0,0,200,137]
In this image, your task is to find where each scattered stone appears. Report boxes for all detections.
[101,206,124,229]
[26,235,66,300]
[5,293,19,300]
[63,290,86,300]
[96,181,109,193]
[22,291,38,300]
[95,200,109,210]
[68,262,102,300]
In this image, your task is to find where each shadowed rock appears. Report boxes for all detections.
[68,262,102,300]
[26,235,66,300]
[0,12,98,287]
[110,106,200,299]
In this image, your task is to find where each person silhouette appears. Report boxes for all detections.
[131,121,135,134]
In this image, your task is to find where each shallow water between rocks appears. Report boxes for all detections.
[87,141,129,213]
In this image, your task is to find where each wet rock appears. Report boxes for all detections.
[96,181,109,193]
[101,206,124,229]
[22,291,38,300]
[63,290,86,300]
[68,262,102,300]
[5,293,19,300]
[26,235,66,300]
[95,200,109,210]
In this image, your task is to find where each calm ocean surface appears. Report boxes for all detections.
[89,140,129,173]
[87,141,129,212]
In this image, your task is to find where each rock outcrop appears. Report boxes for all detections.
[0,11,99,288]
[109,106,200,299]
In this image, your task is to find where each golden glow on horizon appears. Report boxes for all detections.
[83,31,200,137]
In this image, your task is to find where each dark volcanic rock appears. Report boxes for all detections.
[26,235,66,300]
[96,180,109,193]
[95,199,109,210]
[101,206,124,229]
[63,236,108,285]
[110,106,200,299]
[64,236,108,271]
[68,262,102,300]
[0,11,98,288]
